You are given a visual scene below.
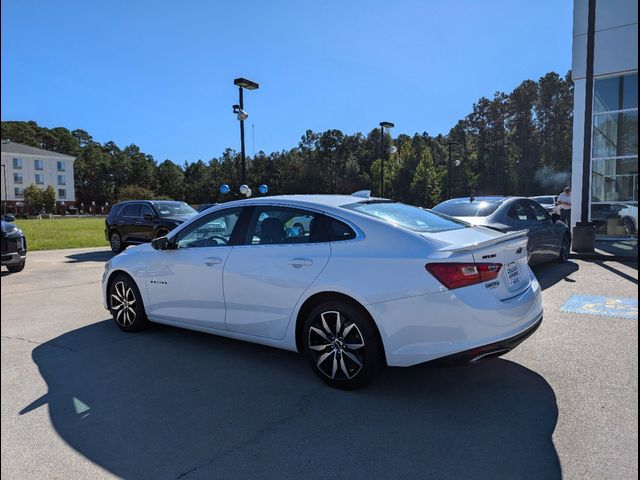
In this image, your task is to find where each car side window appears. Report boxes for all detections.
[246,207,323,245]
[176,208,242,248]
[141,205,155,218]
[325,216,357,241]
[528,201,550,222]
[508,202,531,221]
[122,204,141,217]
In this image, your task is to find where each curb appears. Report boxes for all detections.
[569,253,638,262]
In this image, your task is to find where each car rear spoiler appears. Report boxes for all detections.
[438,230,528,253]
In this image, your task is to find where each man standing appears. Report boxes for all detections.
[557,186,572,225]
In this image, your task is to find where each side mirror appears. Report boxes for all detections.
[151,236,169,250]
[551,213,561,223]
[143,213,155,220]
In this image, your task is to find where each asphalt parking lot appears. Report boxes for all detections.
[1,248,638,480]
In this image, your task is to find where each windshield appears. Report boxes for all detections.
[343,201,468,233]
[152,201,197,217]
[432,200,501,217]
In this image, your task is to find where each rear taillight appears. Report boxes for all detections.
[426,263,502,290]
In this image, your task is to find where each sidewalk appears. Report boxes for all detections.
[571,237,638,261]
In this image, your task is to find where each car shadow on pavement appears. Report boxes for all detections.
[24,321,561,480]
[532,261,579,290]
[64,250,115,263]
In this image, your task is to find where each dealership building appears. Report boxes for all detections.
[571,0,638,239]
[1,140,76,213]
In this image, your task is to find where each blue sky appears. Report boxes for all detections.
[1,0,573,164]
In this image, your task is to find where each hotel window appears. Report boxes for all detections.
[12,158,22,169]
[13,173,23,184]
[591,73,638,204]
[35,174,45,185]
[58,189,66,199]
[14,187,24,197]
[58,174,66,185]
[57,161,65,171]
[35,159,44,170]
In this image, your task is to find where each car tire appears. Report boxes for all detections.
[109,231,126,254]
[557,234,571,263]
[302,300,384,390]
[7,259,25,273]
[622,217,636,235]
[108,274,149,332]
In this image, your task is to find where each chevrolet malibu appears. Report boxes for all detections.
[102,194,543,389]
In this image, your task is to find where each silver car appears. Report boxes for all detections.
[432,196,571,265]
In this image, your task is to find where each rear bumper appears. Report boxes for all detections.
[426,313,542,366]
[367,276,543,367]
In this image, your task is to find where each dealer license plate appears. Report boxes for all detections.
[506,262,521,288]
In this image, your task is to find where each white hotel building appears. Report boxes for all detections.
[1,140,76,213]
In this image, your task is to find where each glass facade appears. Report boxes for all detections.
[591,72,638,236]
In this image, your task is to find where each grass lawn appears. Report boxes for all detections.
[15,217,108,251]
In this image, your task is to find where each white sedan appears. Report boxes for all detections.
[102,194,543,389]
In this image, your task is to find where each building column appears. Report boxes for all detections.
[571,78,587,229]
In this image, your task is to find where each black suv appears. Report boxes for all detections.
[1,220,27,272]
[105,200,197,253]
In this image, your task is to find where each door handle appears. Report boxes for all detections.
[288,258,313,268]
[135,221,142,225]
[203,257,223,266]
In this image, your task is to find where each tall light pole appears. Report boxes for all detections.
[379,121,394,197]
[233,77,259,184]
[447,141,458,200]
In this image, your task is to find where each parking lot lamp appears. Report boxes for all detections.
[447,141,458,199]
[233,78,259,184]
[379,122,394,197]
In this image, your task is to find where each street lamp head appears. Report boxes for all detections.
[232,105,249,121]
[380,121,394,129]
[234,78,259,90]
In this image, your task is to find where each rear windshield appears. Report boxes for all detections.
[152,201,197,217]
[432,200,501,217]
[343,201,467,233]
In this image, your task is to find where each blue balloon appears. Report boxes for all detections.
[219,184,230,194]
[259,184,269,194]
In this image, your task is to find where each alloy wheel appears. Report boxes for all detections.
[308,311,366,380]
[111,281,137,327]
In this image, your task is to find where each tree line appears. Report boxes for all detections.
[1,71,573,209]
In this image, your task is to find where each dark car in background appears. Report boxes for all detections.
[432,196,571,265]
[1,220,27,272]
[196,203,217,212]
[105,200,197,253]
